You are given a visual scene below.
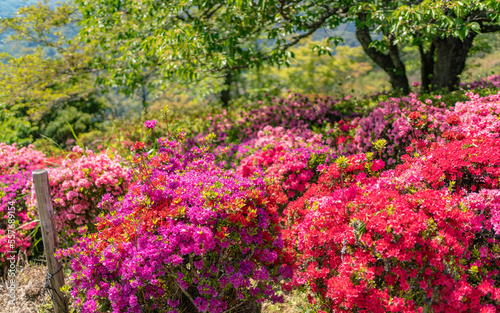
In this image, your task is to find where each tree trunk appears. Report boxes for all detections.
[386,40,410,94]
[355,15,410,94]
[140,83,148,119]
[220,70,233,107]
[419,43,435,93]
[429,34,476,91]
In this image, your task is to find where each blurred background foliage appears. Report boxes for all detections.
[0,0,499,156]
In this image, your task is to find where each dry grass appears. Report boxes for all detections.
[0,260,49,313]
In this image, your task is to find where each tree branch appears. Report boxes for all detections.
[355,14,393,71]
[280,6,341,51]
[480,23,500,33]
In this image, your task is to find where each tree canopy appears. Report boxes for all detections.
[2,0,500,112]
[0,1,106,145]
[74,0,348,95]
[352,0,500,92]
[74,0,500,96]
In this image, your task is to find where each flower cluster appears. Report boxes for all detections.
[144,120,157,130]
[61,138,291,313]
[29,146,130,242]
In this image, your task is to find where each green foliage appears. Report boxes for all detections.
[0,1,109,147]
[388,0,500,45]
[74,0,347,96]
[238,39,390,99]
[0,108,35,145]
[39,95,106,145]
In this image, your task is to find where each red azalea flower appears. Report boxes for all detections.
[408,111,422,120]
[446,114,461,126]
[133,141,146,151]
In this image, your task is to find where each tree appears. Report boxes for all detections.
[354,0,500,93]
[0,1,96,115]
[0,1,107,146]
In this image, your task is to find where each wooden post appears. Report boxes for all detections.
[32,169,69,313]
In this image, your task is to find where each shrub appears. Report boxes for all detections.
[346,93,448,165]
[61,138,291,313]
[284,139,500,312]
[0,143,46,174]
[204,93,360,144]
[441,91,500,140]
[393,137,500,192]
[235,126,335,203]
[29,146,130,243]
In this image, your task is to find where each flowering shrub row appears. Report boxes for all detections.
[459,74,500,91]
[204,93,360,144]
[2,74,500,312]
[62,138,292,313]
[55,83,500,312]
[283,138,500,312]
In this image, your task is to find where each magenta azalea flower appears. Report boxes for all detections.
[144,119,157,129]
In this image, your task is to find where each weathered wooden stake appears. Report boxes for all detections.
[32,169,69,313]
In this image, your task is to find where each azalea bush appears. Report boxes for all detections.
[441,91,500,140]
[283,138,500,312]
[203,93,360,144]
[343,90,500,167]
[29,146,130,244]
[346,93,449,165]
[0,143,46,174]
[61,137,292,313]
[235,126,335,204]
[0,143,45,266]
